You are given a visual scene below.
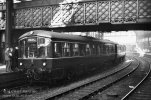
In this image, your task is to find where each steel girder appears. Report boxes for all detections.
[0,0,151,30]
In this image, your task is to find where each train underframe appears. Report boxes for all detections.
[18,54,125,83]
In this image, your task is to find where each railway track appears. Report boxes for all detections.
[121,57,151,100]
[88,57,151,100]
[23,57,137,100]
[0,72,26,90]
[51,57,139,100]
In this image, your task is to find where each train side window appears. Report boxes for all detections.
[100,44,103,54]
[93,45,97,55]
[86,44,91,56]
[109,45,112,54]
[73,43,79,56]
[92,45,95,55]
[103,44,106,54]
[79,43,86,56]
[106,45,109,54]
[53,42,62,58]
[94,45,97,55]
[97,45,100,55]
[107,46,109,54]
[105,46,108,54]
[108,46,110,54]
[117,45,121,53]
[112,45,115,53]
[62,42,71,57]
[114,45,116,53]
[111,45,113,54]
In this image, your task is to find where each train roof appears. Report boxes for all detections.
[19,30,118,44]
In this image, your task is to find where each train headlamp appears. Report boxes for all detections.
[43,62,46,66]
[20,62,23,66]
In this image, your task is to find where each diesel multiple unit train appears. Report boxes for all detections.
[18,30,126,82]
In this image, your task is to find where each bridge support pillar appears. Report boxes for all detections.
[5,0,13,48]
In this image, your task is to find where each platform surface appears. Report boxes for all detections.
[0,64,7,74]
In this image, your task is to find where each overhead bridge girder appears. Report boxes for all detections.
[0,0,151,30]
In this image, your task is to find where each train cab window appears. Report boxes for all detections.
[37,38,51,58]
[53,42,62,57]
[62,42,71,57]
[19,40,26,58]
[38,46,45,57]
[25,37,38,58]
[37,38,45,58]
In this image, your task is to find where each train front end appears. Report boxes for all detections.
[18,34,52,81]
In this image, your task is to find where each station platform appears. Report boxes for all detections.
[0,63,27,89]
[0,64,7,74]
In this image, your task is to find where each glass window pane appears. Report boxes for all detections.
[53,42,62,57]
[86,44,91,56]
[62,42,71,57]
[73,43,79,56]
[79,43,86,56]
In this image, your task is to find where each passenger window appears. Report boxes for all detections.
[53,42,62,57]
[79,43,86,56]
[100,44,103,54]
[92,45,95,55]
[86,44,91,56]
[109,45,111,54]
[62,42,70,57]
[93,45,97,55]
[97,45,100,55]
[73,43,79,56]
[113,45,115,53]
